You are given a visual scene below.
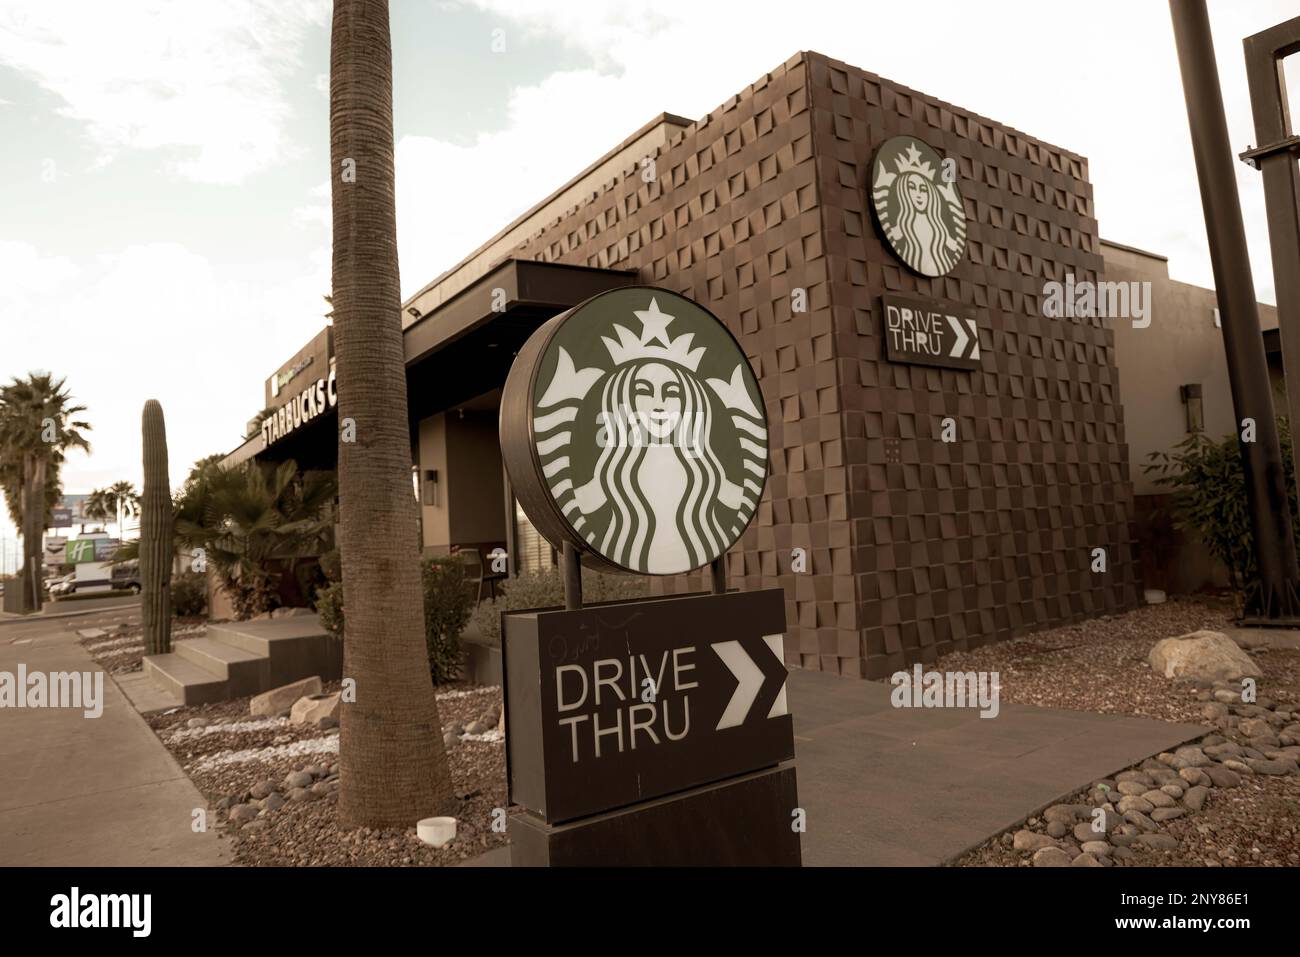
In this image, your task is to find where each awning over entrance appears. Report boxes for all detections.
[222,258,637,471]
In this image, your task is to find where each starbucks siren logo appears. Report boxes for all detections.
[527,288,768,575]
[871,135,966,277]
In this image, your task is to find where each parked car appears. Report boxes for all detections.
[111,560,141,595]
[49,574,76,597]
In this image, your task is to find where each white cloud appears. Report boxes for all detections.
[0,0,328,183]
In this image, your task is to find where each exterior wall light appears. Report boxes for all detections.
[422,469,440,507]
[1180,383,1204,433]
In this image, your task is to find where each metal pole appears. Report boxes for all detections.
[562,541,582,610]
[1170,0,1300,621]
[710,556,727,595]
[1242,16,1300,497]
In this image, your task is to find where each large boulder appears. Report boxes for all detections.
[290,692,341,727]
[1148,631,1263,682]
[250,676,322,718]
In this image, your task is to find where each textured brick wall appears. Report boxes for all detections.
[511,50,1141,679]
[808,54,1142,677]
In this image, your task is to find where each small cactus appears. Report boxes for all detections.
[141,399,173,654]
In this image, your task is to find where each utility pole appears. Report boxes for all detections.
[1169,0,1300,622]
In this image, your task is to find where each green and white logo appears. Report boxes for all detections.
[530,288,768,575]
[870,135,966,277]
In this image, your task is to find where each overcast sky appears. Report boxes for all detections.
[1,0,1297,566]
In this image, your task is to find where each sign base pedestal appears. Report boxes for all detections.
[508,763,801,867]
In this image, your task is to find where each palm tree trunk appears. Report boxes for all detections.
[22,457,44,613]
[329,0,453,827]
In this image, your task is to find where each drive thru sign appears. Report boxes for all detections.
[504,588,792,824]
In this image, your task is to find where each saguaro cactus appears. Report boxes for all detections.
[140,399,173,655]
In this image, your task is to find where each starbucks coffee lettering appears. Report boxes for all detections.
[262,365,337,446]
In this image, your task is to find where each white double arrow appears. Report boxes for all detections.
[713,635,789,730]
[945,314,979,360]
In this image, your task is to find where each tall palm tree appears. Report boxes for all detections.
[83,487,112,529]
[0,374,91,612]
[330,0,452,827]
[106,480,140,541]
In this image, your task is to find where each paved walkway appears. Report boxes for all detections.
[0,612,229,866]
[790,668,1205,865]
[467,667,1206,867]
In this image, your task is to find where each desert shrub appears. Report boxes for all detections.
[312,558,472,685]
[423,556,472,684]
[171,572,208,618]
[1145,416,1299,596]
[468,566,650,646]
[315,579,344,638]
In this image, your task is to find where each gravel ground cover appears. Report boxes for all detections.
[147,682,508,866]
[942,598,1300,867]
[78,620,206,674]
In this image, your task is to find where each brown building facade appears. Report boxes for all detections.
[228,51,1143,680]
[509,52,1141,677]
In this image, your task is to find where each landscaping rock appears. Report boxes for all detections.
[1183,786,1209,811]
[1117,796,1154,815]
[1245,757,1294,776]
[1173,746,1211,767]
[1141,789,1177,809]
[1042,804,1084,824]
[1013,830,1057,852]
[186,717,211,729]
[1073,822,1100,843]
[1148,631,1263,682]
[1124,810,1159,832]
[228,803,259,824]
[1134,832,1179,850]
[1072,852,1104,867]
[1178,768,1210,788]
[284,770,313,790]
[290,693,341,728]
[262,792,286,812]
[1116,780,1148,796]
[1046,821,1068,839]
[1151,807,1185,822]
[1081,840,1112,857]
[251,676,322,718]
[288,787,313,802]
[1032,846,1072,867]
[249,780,276,800]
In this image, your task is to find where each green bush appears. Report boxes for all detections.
[468,566,650,646]
[422,556,472,684]
[311,557,472,685]
[315,579,344,639]
[1145,416,1299,595]
[171,571,208,618]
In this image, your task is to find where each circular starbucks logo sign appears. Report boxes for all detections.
[870,135,966,277]
[500,287,768,576]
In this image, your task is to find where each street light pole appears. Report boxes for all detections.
[1169,0,1300,622]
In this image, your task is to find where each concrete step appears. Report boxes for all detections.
[174,637,270,697]
[142,653,229,706]
[207,615,342,689]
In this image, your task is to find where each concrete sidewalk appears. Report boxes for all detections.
[791,669,1206,865]
[0,615,230,866]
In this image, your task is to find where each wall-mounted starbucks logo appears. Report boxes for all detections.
[870,135,966,277]
[500,287,768,576]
